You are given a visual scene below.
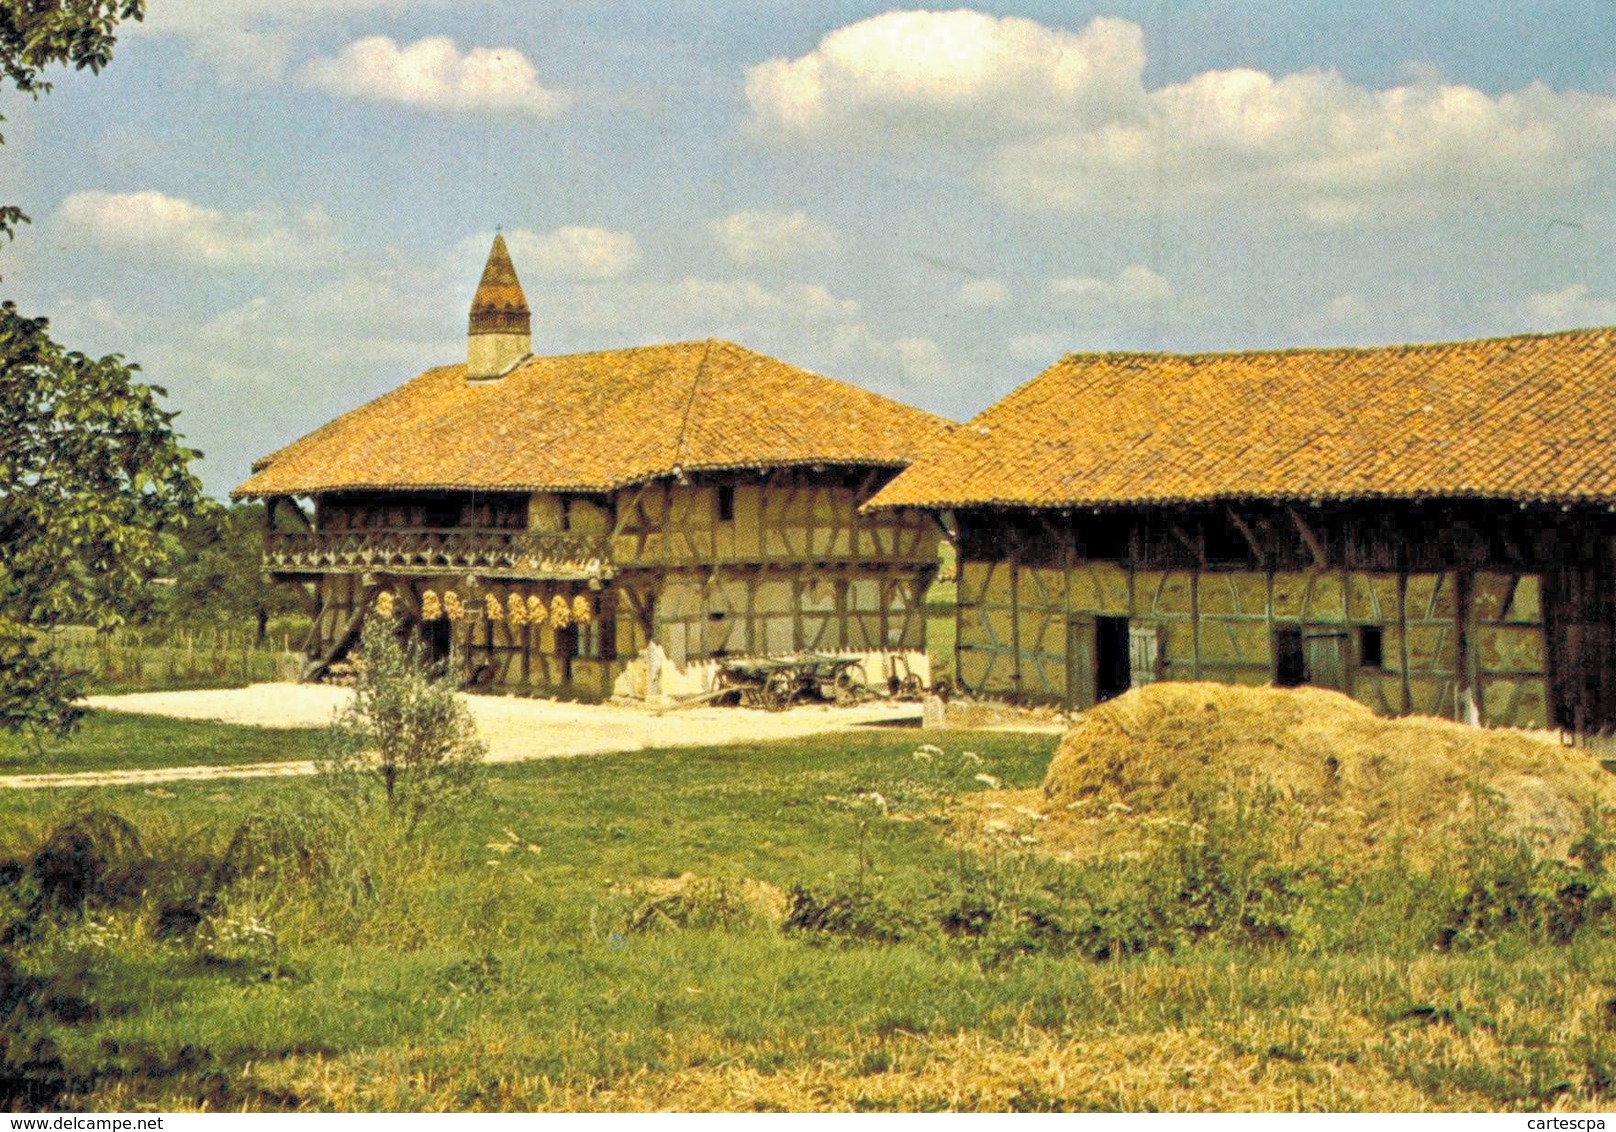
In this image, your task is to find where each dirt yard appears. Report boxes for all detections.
[0,686,922,789]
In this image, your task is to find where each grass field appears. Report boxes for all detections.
[0,711,328,775]
[3,721,1614,1112]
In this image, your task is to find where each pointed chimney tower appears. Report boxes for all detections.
[467,233,531,382]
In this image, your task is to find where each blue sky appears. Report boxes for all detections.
[2,1,1614,496]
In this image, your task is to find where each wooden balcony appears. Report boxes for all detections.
[264,529,615,580]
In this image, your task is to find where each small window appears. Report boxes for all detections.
[1359,625,1384,669]
[717,485,736,523]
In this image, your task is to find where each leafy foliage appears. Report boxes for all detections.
[0,634,84,741]
[0,304,200,734]
[152,500,304,634]
[320,615,486,833]
[0,0,145,242]
[0,0,193,741]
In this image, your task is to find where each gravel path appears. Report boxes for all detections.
[1,684,923,790]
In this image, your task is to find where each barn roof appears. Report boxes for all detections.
[868,327,1616,511]
[232,339,950,498]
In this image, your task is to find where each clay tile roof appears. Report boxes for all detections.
[233,339,950,498]
[869,327,1616,510]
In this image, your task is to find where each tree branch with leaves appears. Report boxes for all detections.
[0,0,201,740]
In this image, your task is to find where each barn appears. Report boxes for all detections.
[232,236,949,700]
[868,329,1616,734]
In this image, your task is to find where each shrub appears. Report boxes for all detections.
[319,615,486,834]
[1436,793,1616,950]
[0,635,86,744]
[783,884,920,945]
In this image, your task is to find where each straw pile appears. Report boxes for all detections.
[1041,682,1616,866]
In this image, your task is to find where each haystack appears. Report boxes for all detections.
[1042,683,1616,866]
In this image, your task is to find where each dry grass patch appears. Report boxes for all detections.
[195,954,1616,1112]
[614,873,790,932]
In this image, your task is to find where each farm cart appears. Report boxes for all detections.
[718,653,870,710]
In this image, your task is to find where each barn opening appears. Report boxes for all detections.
[1275,626,1307,687]
[420,618,452,667]
[1096,615,1132,702]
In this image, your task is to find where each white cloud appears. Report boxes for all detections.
[1520,283,1616,330]
[746,10,1616,223]
[708,209,840,265]
[892,335,947,381]
[299,35,569,116]
[746,11,1144,144]
[545,273,947,391]
[1050,264,1172,307]
[55,190,339,269]
[1325,294,1370,325]
[955,277,1010,308]
[138,1,429,83]
[668,277,861,325]
[1007,332,1066,362]
[469,226,641,281]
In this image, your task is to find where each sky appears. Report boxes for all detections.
[2,1,1615,497]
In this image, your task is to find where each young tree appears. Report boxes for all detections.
[0,0,200,739]
[321,614,486,834]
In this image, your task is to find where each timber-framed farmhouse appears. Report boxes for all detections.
[869,329,1616,734]
[233,236,949,700]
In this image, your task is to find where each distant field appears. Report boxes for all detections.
[2,719,1613,1112]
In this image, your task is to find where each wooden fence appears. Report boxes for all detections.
[47,627,303,693]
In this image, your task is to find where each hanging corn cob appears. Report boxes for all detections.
[572,594,594,625]
[421,590,443,621]
[374,591,395,618]
[485,593,504,622]
[443,590,465,621]
[506,591,528,627]
[550,594,573,628]
[527,593,547,625]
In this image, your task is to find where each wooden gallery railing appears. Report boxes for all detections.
[263,529,616,580]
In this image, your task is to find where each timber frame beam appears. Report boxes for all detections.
[1226,506,1268,569]
[1287,506,1330,569]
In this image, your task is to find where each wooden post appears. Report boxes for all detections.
[1455,567,1480,725]
[1397,571,1412,716]
[1008,545,1022,694]
[1265,570,1277,685]
[1190,565,1202,680]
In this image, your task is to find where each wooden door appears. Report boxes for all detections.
[1129,623,1162,687]
[1303,628,1349,691]
[1066,615,1096,711]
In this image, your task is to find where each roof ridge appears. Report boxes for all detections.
[1055,325,1616,366]
[670,338,717,472]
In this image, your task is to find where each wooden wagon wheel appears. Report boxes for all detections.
[763,670,797,711]
[832,662,869,705]
[835,663,868,691]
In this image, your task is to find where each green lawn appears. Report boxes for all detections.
[0,710,326,775]
[2,722,1613,1112]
